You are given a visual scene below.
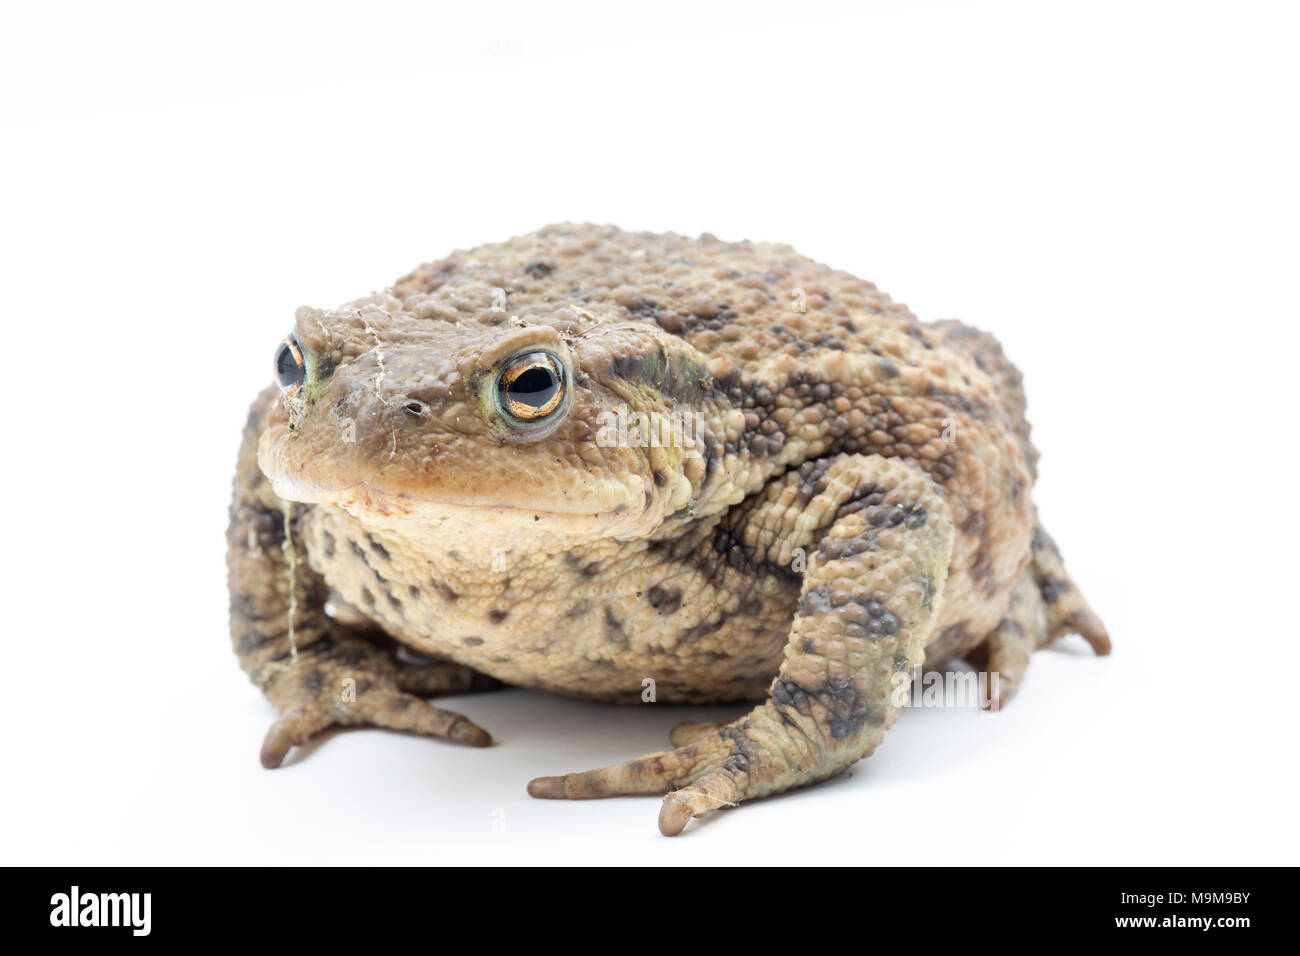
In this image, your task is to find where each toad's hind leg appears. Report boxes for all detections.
[964,518,1110,709]
[963,570,1045,710]
[529,454,954,836]
[1030,518,1110,655]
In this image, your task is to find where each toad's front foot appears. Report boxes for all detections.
[257,635,496,768]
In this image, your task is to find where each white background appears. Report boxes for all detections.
[3,1,1297,865]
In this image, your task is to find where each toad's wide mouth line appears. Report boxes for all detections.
[264,472,631,522]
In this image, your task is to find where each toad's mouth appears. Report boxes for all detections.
[258,441,648,536]
[266,472,637,527]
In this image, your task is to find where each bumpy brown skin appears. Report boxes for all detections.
[227,224,1109,835]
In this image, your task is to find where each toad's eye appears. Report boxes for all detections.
[495,351,566,425]
[274,334,305,392]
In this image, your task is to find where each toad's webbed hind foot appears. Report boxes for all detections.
[965,518,1109,710]
[931,322,1109,661]
[1030,518,1110,655]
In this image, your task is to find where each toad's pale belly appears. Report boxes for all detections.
[302,503,998,703]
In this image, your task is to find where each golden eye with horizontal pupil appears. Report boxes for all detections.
[274,334,306,392]
[495,351,566,424]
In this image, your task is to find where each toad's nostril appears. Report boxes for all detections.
[404,399,428,417]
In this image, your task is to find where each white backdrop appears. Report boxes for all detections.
[3,0,1296,865]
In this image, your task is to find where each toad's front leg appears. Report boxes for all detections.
[528,454,955,835]
[228,388,498,768]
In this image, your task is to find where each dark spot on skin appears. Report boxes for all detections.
[905,323,933,349]
[389,697,412,711]
[237,502,285,552]
[820,532,881,561]
[739,595,763,616]
[796,584,832,617]
[646,585,682,615]
[795,459,836,503]
[408,585,421,600]
[1038,576,1071,603]
[773,675,876,738]
[488,609,509,624]
[631,296,741,337]
[563,552,602,577]
[970,543,995,588]
[305,670,324,693]
[796,586,900,637]
[823,496,929,562]
[1007,469,1027,504]
[355,679,374,695]
[857,595,901,637]
[603,607,626,644]
[360,587,375,608]
[231,593,276,623]
[322,530,336,558]
[463,636,484,647]
[719,723,760,775]
[932,451,958,484]
[525,258,555,278]
[237,631,271,654]
[879,358,899,378]
[998,618,1024,639]
[350,539,367,559]
[772,677,813,715]
[431,580,459,602]
[655,513,799,587]
[644,489,653,510]
[653,470,667,487]
[928,389,992,422]
[675,616,724,646]
[367,537,390,562]
[870,501,927,530]
[605,347,715,405]
[821,679,877,737]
